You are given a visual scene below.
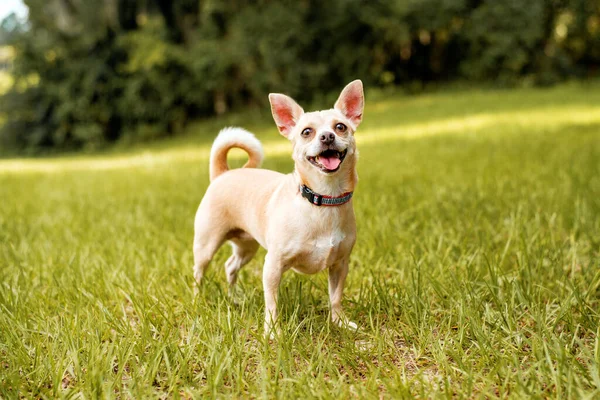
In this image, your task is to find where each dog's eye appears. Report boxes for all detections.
[301,128,313,137]
[335,123,347,133]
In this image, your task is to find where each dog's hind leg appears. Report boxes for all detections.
[192,226,226,289]
[225,233,259,289]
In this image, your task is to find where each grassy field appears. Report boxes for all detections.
[1,82,600,398]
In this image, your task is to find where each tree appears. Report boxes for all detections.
[0,12,26,45]
[1,0,599,153]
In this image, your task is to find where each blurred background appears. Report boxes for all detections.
[0,0,599,154]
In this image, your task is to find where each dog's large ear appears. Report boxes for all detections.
[334,80,364,127]
[269,93,304,138]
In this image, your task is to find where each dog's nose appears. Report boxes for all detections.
[320,132,335,145]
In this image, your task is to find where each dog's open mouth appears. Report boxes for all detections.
[307,149,347,173]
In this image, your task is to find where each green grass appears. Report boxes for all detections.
[1,82,600,398]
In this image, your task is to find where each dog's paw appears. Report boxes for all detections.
[227,285,245,306]
[345,320,358,331]
[264,323,282,341]
[333,316,358,332]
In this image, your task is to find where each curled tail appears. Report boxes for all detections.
[209,127,264,181]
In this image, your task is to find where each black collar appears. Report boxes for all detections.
[300,185,353,206]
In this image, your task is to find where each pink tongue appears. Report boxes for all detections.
[318,155,341,170]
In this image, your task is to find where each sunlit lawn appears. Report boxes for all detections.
[1,82,599,398]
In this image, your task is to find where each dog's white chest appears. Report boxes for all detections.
[290,226,351,275]
[315,229,346,249]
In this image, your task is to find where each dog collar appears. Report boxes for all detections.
[300,185,353,206]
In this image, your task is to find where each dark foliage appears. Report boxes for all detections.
[1,0,599,152]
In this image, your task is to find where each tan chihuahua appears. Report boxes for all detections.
[193,80,364,337]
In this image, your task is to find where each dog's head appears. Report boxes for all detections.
[269,80,364,191]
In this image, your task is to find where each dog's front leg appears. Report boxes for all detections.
[328,259,357,331]
[263,253,283,339]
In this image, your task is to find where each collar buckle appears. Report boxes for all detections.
[312,193,322,206]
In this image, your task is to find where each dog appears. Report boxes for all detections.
[192,80,364,337]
